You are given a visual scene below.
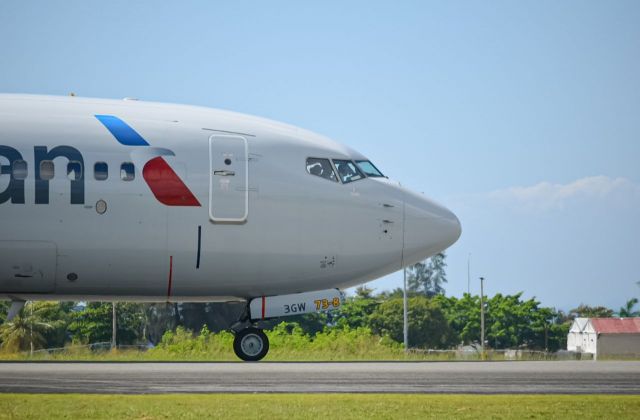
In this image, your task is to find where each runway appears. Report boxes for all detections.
[0,361,639,394]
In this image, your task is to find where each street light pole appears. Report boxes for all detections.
[403,267,408,352]
[29,301,33,357]
[480,277,485,356]
[112,302,117,350]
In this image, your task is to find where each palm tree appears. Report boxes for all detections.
[0,302,52,353]
[617,298,640,317]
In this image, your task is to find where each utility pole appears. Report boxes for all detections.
[480,277,485,357]
[112,302,117,350]
[29,301,33,357]
[403,267,408,352]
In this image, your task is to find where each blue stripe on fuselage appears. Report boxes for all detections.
[94,115,149,146]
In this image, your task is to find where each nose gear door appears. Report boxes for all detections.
[209,135,248,222]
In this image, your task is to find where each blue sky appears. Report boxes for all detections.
[1,1,639,310]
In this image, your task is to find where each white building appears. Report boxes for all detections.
[567,318,592,353]
[567,317,640,359]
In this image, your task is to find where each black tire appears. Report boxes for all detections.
[233,327,269,361]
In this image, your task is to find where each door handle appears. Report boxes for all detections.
[214,170,235,176]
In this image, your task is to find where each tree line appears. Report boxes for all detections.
[1,253,638,353]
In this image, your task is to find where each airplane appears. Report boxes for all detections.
[0,94,461,361]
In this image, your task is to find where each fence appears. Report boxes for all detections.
[26,342,149,356]
[405,347,591,361]
[20,343,592,361]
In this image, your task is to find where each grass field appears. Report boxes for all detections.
[0,394,638,419]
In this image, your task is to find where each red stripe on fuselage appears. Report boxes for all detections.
[143,157,201,206]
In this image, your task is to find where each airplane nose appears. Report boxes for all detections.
[402,190,461,267]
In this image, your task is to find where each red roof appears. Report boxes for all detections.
[591,318,640,334]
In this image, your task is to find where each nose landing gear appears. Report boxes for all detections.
[233,327,269,361]
[230,290,343,361]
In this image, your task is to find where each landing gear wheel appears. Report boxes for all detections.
[233,327,269,361]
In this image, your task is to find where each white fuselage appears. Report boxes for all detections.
[0,94,460,303]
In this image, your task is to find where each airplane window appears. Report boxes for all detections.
[40,160,54,180]
[332,159,364,184]
[306,158,338,182]
[355,160,384,178]
[12,160,27,180]
[94,162,108,181]
[120,162,135,181]
[67,161,82,181]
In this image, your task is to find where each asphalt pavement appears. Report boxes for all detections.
[0,361,639,394]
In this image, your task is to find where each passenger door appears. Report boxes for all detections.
[209,135,248,222]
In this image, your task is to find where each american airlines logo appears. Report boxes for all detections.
[0,116,200,206]
[94,115,200,207]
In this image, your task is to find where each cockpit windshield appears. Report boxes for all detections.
[355,160,385,178]
[332,159,364,184]
[306,158,338,182]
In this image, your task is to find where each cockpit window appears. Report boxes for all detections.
[333,159,364,184]
[355,160,384,177]
[306,158,338,182]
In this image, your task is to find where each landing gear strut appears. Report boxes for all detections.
[233,327,269,361]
